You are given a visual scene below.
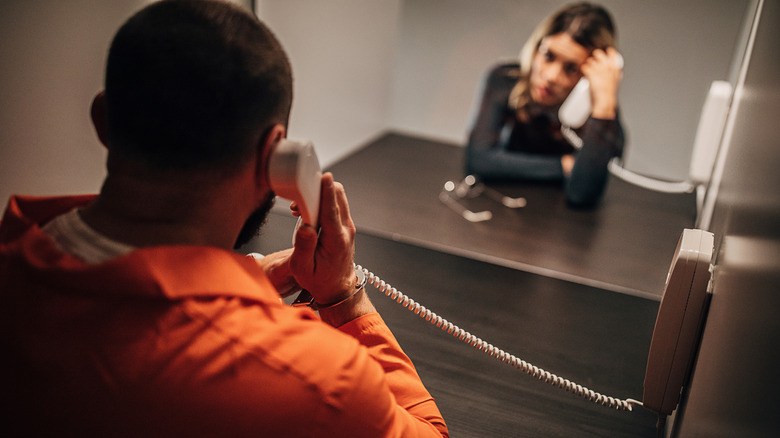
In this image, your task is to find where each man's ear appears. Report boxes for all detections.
[91,91,109,148]
[257,123,286,187]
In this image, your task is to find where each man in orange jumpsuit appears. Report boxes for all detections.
[0,1,448,436]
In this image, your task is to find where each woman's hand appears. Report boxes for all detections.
[581,47,623,120]
[561,154,575,177]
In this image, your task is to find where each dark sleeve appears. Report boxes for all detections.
[465,64,565,181]
[564,114,625,207]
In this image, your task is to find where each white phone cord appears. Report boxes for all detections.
[561,125,584,150]
[357,265,643,412]
[561,126,696,195]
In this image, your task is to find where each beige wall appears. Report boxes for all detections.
[0,0,751,202]
[0,0,251,205]
[255,0,402,167]
[0,1,145,204]
[386,0,750,181]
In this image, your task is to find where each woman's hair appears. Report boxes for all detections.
[105,0,293,172]
[509,2,616,117]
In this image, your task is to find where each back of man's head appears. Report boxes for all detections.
[104,0,292,172]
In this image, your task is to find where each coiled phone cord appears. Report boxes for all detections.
[357,265,644,412]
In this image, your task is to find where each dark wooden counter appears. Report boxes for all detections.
[324,132,697,299]
[245,212,661,437]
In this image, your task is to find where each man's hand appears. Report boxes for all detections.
[249,249,300,298]
[288,173,358,305]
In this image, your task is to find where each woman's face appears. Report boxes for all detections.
[529,33,589,107]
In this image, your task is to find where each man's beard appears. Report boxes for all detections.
[233,191,276,249]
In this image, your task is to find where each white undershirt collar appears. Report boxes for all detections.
[42,208,135,264]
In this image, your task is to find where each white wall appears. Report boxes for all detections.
[0,0,252,206]
[255,0,402,167]
[257,0,749,180]
[387,0,750,181]
[0,0,144,205]
[0,0,751,203]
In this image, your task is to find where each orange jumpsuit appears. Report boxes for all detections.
[0,195,448,437]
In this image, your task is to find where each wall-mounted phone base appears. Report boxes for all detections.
[642,228,714,415]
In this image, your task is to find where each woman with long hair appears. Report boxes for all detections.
[465,2,624,207]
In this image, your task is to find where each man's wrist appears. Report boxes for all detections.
[317,288,376,327]
[291,265,366,310]
[311,267,367,310]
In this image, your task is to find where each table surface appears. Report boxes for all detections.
[245,212,662,437]
[245,131,682,435]
[323,132,698,299]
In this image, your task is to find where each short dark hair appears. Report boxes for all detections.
[104,0,292,171]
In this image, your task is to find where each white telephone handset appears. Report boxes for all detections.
[267,138,322,228]
[558,78,594,130]
[559,52,623,148]
[265,138,325,307]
